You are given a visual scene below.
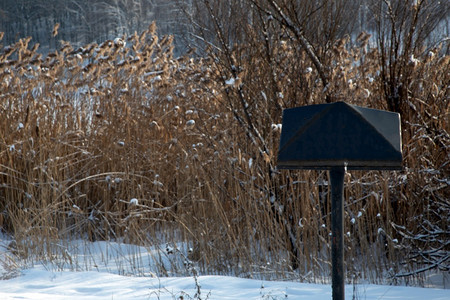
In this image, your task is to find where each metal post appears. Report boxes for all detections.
[330,167,345,300]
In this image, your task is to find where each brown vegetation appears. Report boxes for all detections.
[0,19,448,284]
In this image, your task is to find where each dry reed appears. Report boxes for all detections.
[0,23,448,284]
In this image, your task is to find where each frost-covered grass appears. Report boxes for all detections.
[0,23,448,286]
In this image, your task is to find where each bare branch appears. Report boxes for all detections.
[250,0,329,100]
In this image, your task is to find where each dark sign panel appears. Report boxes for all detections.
[277,102,402,170]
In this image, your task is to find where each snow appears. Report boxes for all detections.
[225,77,235,85]
[186,119,195,128]
[0,267,449,300]
[0,238,448,299]
[271,124,282,132]
[409,55,420,66]
[114,37,125,48]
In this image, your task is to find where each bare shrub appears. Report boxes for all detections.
[0,14,448,284]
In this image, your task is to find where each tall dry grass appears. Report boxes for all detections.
[0,24,448,284]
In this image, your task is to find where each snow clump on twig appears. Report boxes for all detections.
[186,119,195,129]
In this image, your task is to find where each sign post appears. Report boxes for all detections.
[277,102,402,300]
[330,166,345,300]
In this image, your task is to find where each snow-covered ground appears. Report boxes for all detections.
[0,237,448,299]
[1,268,449,300]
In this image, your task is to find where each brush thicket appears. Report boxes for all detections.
[0,24,448,284]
